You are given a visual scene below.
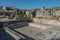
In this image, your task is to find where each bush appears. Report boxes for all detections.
[17,14,24,19]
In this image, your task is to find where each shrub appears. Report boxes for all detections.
[17,14,24,19]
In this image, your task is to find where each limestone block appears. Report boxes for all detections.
[33,18,41,23]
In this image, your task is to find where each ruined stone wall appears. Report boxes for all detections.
[25,10,32,18]
[36,10,41,17]
[36,10,51,19]
[33,18,60,26]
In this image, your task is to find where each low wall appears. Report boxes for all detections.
[7,22,28,29]
[33,18,60,26]
[29,22,52,30]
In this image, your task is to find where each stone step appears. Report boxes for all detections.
[4,27,25,40]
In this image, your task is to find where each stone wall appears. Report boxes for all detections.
[25,10,32,18]
[33,18,60,26]
[35,7,51,19]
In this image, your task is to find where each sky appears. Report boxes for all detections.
[0,0,60,9]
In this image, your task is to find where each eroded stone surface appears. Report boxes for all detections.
[36,28,60,40]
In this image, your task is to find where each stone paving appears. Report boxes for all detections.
[1,22,60,40]
[36,27,60,40]
[14,26,41,38]
[13,24,60,40]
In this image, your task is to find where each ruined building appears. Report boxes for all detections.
[0,6,60,21]
[34,7,60,21]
